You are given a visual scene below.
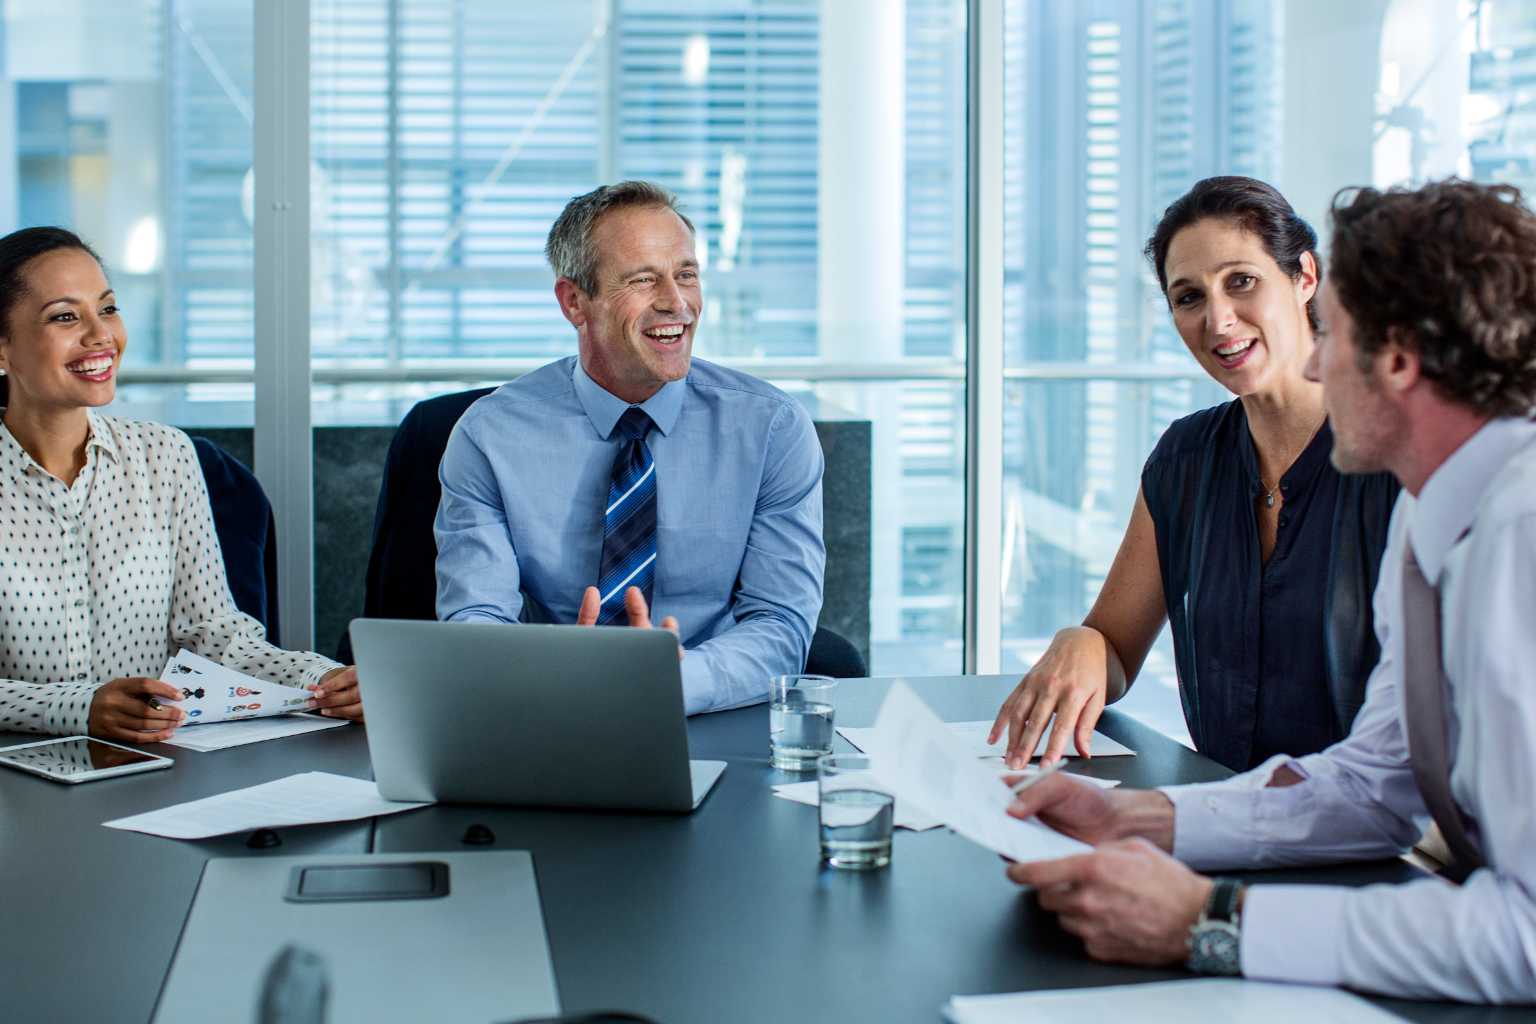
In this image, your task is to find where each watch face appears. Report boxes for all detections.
[1190,922,1241,975]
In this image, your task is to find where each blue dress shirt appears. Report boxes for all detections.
[435,355,825,714]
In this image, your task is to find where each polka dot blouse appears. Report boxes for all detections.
[0,412,339,736]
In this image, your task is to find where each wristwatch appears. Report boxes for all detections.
[1186,877,1244,976]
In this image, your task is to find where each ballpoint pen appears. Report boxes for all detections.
[1008,758,1064,794]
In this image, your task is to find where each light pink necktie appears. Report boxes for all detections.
[1399,541,1484,882]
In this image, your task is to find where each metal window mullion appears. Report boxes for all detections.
[599,0,618,181]
[254,0,314,651]
[386,0,403,368]
[964,0,1005,676]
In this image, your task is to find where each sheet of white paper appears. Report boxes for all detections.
[160,650,318,726]
[162,714,348,752]
[770,781,944,831]
[988,763,1121,789]
[838,720,1134,760]
[943,978,1406,1024]
[102,772,430,840]
[858,682,1089,863]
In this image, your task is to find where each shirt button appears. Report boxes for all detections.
[73,598,86,608]
[74,673,87,682]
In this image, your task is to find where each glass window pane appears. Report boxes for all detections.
[1001,0,1536,747]
[3,0,252,424]
[309,0,968,675]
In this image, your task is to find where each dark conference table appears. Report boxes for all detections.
[1,674,1525,1023]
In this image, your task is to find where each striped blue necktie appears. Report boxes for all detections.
[597,407,657,624]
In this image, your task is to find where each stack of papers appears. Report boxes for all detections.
[944,979,1407,1024]
[857,683,1089,864]
[102,772,430,840]
[838,719,1135,761]
[163,714,348,752]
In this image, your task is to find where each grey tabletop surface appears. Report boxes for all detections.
[2,675,1529,1023]
[0,723,374,1022]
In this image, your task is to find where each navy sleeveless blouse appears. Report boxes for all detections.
[1141,401,1398,771]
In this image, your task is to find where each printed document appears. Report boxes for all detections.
[943,978,1406,1024]
[839,720,1134,760]
[103,772,430,840]
[159,650,317,726]
[860,683,1088,863]
[163,714,348,752]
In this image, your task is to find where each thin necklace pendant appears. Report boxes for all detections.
[1265,491,1276,508]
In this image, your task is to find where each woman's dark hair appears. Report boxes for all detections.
[0,226,103,407]
[1330,179,1536,418]
[1144,176,1322,331]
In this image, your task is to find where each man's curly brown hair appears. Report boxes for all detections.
[1329,179,1536,417]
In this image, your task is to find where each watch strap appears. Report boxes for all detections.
[1204,877,1243,924]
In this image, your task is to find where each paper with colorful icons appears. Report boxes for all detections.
[158,649,317,726]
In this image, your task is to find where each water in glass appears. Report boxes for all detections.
[819,788,894,869]
[768,698,835,770]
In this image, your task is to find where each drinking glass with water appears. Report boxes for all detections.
[817,753,893,870]
[768,674,836,771]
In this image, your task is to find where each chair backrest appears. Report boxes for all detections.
[336,387,496,661]
[805,625,866,679]
[191,435,280,644]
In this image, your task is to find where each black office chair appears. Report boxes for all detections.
[339,386,863,677]
[805,623,865,678]
[192,435,281,644]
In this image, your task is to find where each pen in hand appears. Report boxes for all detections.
[1008,758,1064,794]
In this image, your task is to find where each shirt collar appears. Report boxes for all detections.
[0,410,117,477]
[571,358,685,439]
[84,410,119,463]
[0,417,29,477]
[1410,415,1536,583]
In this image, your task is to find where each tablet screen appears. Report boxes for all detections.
[0,738,161,778]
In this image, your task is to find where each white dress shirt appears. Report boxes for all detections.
[1163,415,1536,1003]
[0,412,338,736]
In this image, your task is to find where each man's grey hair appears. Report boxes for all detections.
[545,180,695,295]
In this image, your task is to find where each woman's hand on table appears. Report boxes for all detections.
[988,625,1111,769]
[88,677,187,743]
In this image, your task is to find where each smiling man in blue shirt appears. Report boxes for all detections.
[434,181,825,714]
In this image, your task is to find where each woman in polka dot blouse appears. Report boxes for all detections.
[0,227,364,742]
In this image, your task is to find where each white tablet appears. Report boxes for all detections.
[0,736,173,784]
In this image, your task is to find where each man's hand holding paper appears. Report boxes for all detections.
[860,682,1088,864]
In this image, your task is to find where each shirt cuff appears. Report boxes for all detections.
[303,660,343,687]
[1241,884,1348,987]
[44,682,100,735]
[680,654,711,716]
[1161,755,1300,870]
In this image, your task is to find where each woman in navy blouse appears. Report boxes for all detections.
[990,177,1398,773]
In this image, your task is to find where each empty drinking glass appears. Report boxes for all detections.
[768,674,836,771]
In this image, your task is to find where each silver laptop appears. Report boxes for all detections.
[350,618,726,812]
